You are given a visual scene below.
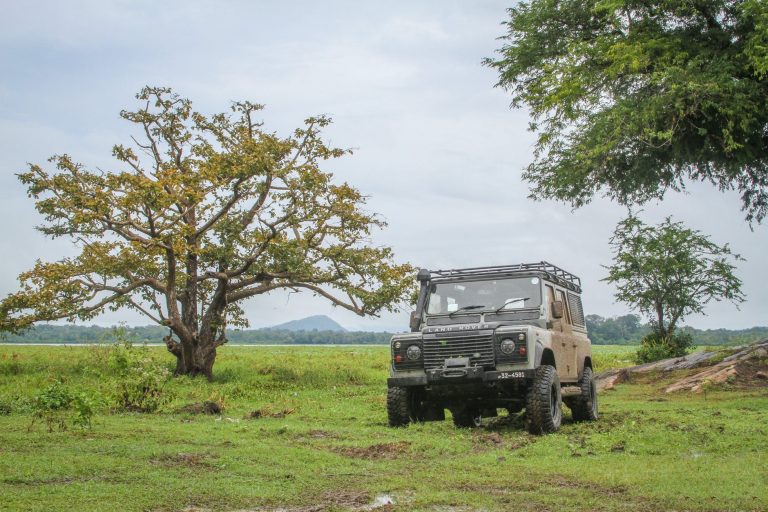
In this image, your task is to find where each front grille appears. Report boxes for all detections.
[422,332,495,370]
[484,310,540,322]
[426,315,481,326]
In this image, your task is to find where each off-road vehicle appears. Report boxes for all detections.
[387,262,598,434]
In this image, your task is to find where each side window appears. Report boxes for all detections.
[567,292,585,326]
[545,285,555,319]
[555,289,572,324]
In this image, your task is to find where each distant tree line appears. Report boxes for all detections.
[0,324,394,345]
[586,315,649,345]
[226,329,394,345]
[2,319,765,346]
[586,315,767,346]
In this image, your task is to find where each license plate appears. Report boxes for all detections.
[498,371,525,379]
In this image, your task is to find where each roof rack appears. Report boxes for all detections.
[429,261,582,293]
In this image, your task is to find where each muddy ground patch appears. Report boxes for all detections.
[150,451,219,469]
[334,441,411,460]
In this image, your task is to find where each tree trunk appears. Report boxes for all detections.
[655,301,667,340]
[164,330,221,380]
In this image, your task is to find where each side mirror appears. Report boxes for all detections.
[551,300,564,319]
[409,311,421,331]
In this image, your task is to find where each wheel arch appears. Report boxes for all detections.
[535,341,557,368]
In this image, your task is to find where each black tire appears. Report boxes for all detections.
[570,366,599,421]
[525,365,563,435]
[451,406,482,428]
[387,386,422,427]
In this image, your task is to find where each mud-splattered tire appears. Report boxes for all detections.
[387,387,421,427]
[570,366,599,422]
[451,406,482,428]
[525,365,562,435]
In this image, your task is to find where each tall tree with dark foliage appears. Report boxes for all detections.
[487,0,768,222]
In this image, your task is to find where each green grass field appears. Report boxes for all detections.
[0,343,766,512]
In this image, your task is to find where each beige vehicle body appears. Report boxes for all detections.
[386,262,598,432]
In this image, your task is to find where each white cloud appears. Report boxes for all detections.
[1,0,765,333]
[377,18,450,43]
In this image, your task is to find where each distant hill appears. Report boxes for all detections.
[269,315,347,332]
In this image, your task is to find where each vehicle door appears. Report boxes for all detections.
[564,291,590,378]
[551,287,579,381]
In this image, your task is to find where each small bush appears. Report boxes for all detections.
[71,393,97,429]
[636,331,694,363]
[109,340,172,412]
[30,380,95,432]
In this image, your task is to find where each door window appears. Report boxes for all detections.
[545,285,555,319]
[555,289,572,324]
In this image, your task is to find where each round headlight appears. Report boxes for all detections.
[500,338,516,355]
[394,341,401,349]
[406,344,422,360]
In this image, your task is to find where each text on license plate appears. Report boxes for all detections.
[498,371,525,379]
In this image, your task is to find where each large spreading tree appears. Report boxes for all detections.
[486,0,768,222]
[0,87,413,378]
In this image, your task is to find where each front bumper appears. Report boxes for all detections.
[387,367,536,388]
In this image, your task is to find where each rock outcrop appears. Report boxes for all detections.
[595,339,768,393]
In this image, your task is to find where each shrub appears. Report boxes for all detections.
[636,331,694,363]
[30,380,95,432]
[70,393,96,429]
[108,340,172,412]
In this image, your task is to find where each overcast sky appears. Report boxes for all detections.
[1,0,765,332]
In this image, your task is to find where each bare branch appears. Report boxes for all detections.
[195,177,245,237]
[289,283,366,316]
[127,298,163,324]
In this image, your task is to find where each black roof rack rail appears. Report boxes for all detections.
[428,261,582,293]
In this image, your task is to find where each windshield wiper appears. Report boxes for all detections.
[448,304,486,317]
[495,297,530,313]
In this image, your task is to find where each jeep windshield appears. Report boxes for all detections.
[425,277,543,316]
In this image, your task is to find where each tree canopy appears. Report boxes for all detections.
[585,313,648,344]
[486,0,768,222]
[0,87,413,377]
[603,214,744,340]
